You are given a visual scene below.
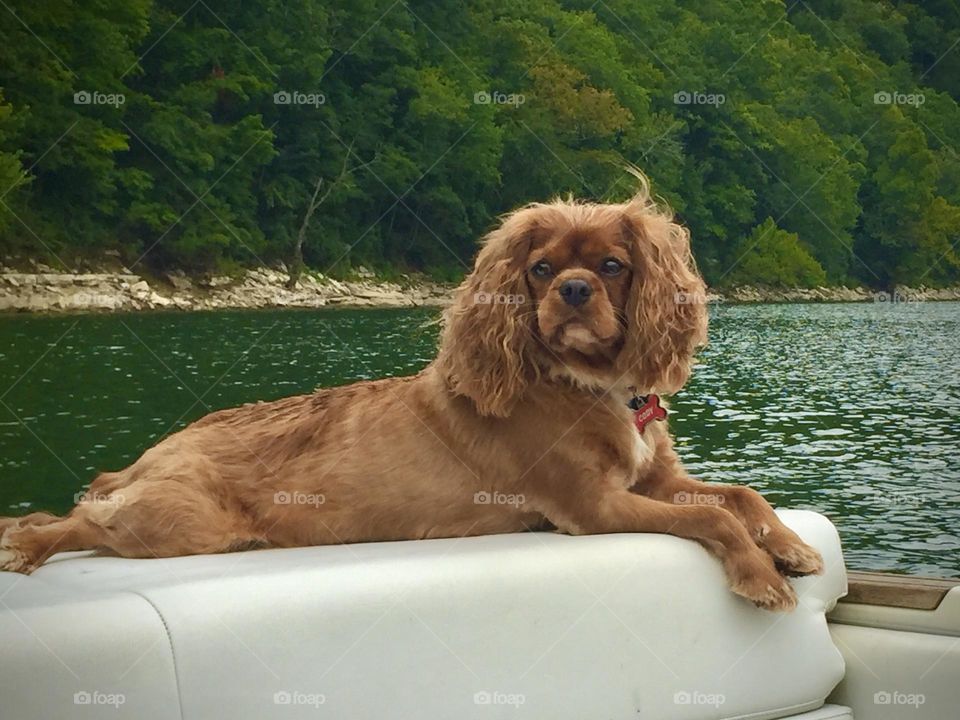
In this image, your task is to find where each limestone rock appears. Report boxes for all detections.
[166,271,193,291]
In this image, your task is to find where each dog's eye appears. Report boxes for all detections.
[600,258,624,276]
[530,261,553,277]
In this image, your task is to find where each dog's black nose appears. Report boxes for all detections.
[559,279,592,307]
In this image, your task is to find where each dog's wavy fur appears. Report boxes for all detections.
[0,179,822,610]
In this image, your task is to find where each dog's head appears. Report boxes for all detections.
[437,181,708,416]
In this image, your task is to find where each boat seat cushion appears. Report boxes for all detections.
[0,509,847,719]
[789,705,853,719]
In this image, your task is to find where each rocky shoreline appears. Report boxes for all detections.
[0,265,451,313]
[1,265,959,313]
[716,285,960,303]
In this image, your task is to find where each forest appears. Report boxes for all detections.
[1,0,958,288]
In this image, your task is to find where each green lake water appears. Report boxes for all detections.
[1,303,958,577]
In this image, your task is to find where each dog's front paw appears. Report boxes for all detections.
[727,551,798,612]
[764,530,824,577]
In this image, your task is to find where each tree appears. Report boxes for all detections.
[727,217,828,288]
[287,143,377,287]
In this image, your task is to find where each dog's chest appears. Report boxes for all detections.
[593,408,657,487]
[631,426,655,466]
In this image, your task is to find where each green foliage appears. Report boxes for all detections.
[727,218,828,288]
[0,92,29,234]
[0,0,957,287]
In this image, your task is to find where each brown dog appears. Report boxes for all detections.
[0,182,822,610]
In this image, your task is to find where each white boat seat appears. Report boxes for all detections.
[0,509,848,719]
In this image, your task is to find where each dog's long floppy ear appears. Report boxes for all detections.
[435,207,542,417]
[616,195,708,395]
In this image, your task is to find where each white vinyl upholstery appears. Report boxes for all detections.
[0,574,180,719]
[0,509,847,719]
[791,705,853,719]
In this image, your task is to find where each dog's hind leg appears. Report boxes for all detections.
[0,512,61,536]
[0,469,135,540]
[0,479,261,574]
[0,510,102,574]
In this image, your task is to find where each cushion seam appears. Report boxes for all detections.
[125,589,185,720]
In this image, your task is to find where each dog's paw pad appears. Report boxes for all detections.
[729,556,799,612]
[750,581,798,612]
[770,541,824,577]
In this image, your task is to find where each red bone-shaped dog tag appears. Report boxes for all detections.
[633,394,667,433]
